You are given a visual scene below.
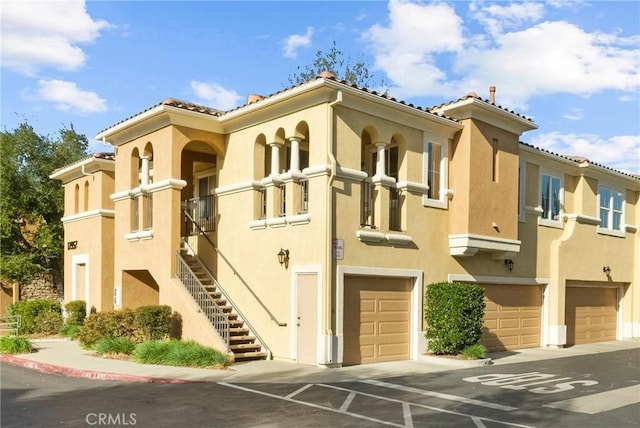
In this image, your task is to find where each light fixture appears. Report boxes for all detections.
[603,266,611,277]
[504,259,514,272]
[277,248,290,269]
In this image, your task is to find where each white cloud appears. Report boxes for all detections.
[469,1,544,37]
[1,0,112,75]
[36,79,107,114]
[365,1,640,108]
[364,0,464,99]
[190,80,242,110]
[283,27,314,59]
[530,132,640,174]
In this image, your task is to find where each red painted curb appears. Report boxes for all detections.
[0,353,194,384]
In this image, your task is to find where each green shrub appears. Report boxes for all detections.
[8,299,62,334]
[0,336,33,354]
[93,337,136,356]
[135,305,172,341]
[425,282,485,355]
[59,324,82,339]
[132,339,230,368]
[33,311,64,335]
[64,300,87,326]
[461,343,487,359]
[77,309,139,348]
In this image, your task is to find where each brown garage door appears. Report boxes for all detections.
[482,284,542,352]
[566,287,617,345]
[343,276,411,365]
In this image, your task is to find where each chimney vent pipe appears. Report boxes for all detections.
[489,86,496,104]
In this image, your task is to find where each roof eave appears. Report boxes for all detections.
[433,97,537,135]
[95,104,223,146]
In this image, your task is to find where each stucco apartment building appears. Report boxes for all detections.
[50,73,640,366]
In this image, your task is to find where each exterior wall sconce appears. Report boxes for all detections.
[277,248,290,269]
[504,259,514,272]
[603,266,611,277]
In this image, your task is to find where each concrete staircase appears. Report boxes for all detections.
[178,250,267,362]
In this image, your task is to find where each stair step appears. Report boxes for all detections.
[233,351,268,361]
[230,343,262,351]
[229,327,250,334]
[229,335,256,343]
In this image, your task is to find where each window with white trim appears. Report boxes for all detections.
[598,187,624,233]
[423,140,447,208]
[540,173,562,224]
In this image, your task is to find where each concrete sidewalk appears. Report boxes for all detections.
[1,338,638,384]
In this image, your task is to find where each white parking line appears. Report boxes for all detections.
[544,384,640,414]
[219,382,535,428]
[361,379,517,411]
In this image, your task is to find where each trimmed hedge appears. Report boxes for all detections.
[8,299,62,335]
[64,300,87,326]
[425,282,485,355]
[77,305,173,348]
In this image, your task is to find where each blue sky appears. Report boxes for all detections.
[2,0,639,174]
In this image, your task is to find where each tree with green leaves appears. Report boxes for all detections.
[0,122,88,283]
[288,41,386,90]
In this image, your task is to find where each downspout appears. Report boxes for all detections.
[324,89,342,364]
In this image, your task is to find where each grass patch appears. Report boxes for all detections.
[461,343,486,359]
[0,336,33,354]
[132,339,230,368]
[93,337,136,357]
[59,324,82,339]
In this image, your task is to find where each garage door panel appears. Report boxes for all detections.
[482,284,542,352]
[343,276,411,365]
[567,287,617,345]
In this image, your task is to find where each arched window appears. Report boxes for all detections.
[83,181,90,211]
[74,184,80,214]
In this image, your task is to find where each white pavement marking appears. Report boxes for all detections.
[472,417,487,428]
[402,402,413,428]
[285,383,313,399]
[361,379,518,411]
[544,384,640,414]
[340,391,357,412]
[318,383,534,427]
[219,382,404,427]
[219,382,534,428]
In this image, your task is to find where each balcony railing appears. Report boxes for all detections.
[361,181,374,227]
[299,179,309,214]
[183,195,215,236]
[389,187,401,231]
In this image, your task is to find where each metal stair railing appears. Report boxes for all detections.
[181,206,287,328]
[180,240,271,359]
[175,253,229,348]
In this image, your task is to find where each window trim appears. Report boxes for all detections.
[597,185,625,237]
[422,139,448,209]
[538,169,563,228]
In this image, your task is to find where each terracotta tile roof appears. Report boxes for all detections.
[520,142,639,180]
[430,92,536,124]
[51,152,115,175]
[98,74,461,136]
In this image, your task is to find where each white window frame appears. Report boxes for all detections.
[539,169,563,228]
[422,139,448,209]
[597,185,625,237]
[518,160,526,223]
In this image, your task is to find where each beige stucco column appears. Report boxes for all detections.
[140,155,151,186]
[269,142,282,177]
[374,142,386,178]
[289,137,302,173]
